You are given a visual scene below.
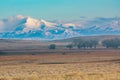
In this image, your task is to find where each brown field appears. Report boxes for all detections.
[0,49,120,80]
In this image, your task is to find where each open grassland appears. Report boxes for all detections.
[0,50,120,80]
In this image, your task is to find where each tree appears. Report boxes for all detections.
[77,43,82,49]
[73,38,98,49]
[90,40,98,48]
[0,51,6,55]
[102,40,110,48]
[102,38,120,49]
[66,44,73,49]
[73,39,83,46]
[49,44,56,49]
[73,39,84,49]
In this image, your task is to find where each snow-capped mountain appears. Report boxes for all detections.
[0,15,120,40]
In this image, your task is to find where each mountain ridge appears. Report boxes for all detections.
[0,15,120,40]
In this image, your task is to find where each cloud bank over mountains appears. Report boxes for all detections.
[0,15,120,40]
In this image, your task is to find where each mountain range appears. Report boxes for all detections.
[0,15,120,40]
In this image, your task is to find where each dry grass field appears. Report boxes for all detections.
[0,49,120,80]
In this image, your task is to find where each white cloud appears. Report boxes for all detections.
[0,15,26,32]
[0,21,4,26]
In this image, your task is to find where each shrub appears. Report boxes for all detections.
[66,44,73,49]
[49,44,56,49]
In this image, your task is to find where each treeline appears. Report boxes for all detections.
[49,38,120,50]
[102,38,120,48]
[72,39,98,49]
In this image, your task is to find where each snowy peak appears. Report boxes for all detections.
[41,19,57,27]
[0,15,120,40]
[25,17,40,27]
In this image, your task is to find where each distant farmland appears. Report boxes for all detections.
[0,37,120,80]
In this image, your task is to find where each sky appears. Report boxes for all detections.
[0,0,120,20]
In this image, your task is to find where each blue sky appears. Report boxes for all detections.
[0,0,120,20]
